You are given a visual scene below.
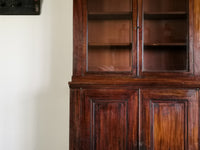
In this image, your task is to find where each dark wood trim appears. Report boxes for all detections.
[69,77,200,88]
[88,43,132,49]
[82,0,87,76]
[188,0,194,75]
[69,89,82,150]
[88,12,132,20]
[194,0,200,75]
[137,0,143,77]
[132,0,138,77]
[73,0,84,76]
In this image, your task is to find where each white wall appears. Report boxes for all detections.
[0,0,72,150]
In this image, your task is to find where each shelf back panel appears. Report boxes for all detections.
[88,48,132,72]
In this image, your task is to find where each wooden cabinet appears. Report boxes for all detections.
[70,0,200,149]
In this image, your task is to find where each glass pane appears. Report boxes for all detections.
[88,20,132,45]
[87,0,132,72]
[143,0,188,72]
[144,20,187,44]
[144,47,187,71]
[144,0,186,12]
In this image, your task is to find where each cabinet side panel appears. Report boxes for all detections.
[70,89,81,150]
[73,0,84,76]
[194,0,200,75]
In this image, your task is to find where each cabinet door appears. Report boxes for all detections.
[139,0,194,76]
[73,0,137,76]
[70,89,138,150]
[86,0,137,75]
[140,89,199,150]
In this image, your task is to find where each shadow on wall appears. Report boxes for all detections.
[34,1,72,150]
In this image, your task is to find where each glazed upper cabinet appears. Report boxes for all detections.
[73,0,200,77]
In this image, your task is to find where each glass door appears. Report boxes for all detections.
[87,0,136,73]
[142,0,189,72]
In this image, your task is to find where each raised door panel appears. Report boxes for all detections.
[151,101,186,150]
[140,89,199,150]
[93,100,127,150]
[76,89,138,150]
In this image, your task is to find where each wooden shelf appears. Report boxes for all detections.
[88,65,131,72]
[88,43,132,49]
[144,43,187,48]
[88,12,132,20]
[144,11,187,19]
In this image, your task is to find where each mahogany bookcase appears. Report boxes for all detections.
[69,0,200,149]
